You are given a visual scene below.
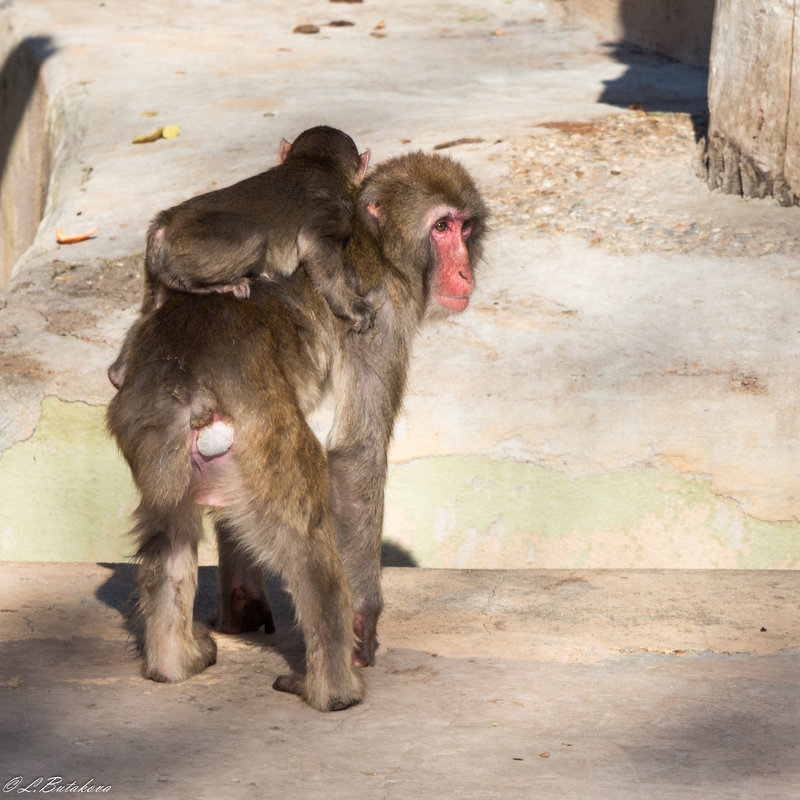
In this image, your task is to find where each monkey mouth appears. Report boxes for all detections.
[435,293,471,312]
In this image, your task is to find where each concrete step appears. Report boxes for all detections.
[1,563,799,798]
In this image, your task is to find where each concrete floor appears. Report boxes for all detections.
[1,563,799,799]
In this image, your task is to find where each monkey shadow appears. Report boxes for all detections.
[380,540,418,568]
[95,562,306,673]
[95,542,416,674]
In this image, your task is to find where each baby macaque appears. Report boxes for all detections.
[143,125,374,332]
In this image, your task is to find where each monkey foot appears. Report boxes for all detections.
[347,298,377,333]
[143,624,217,682]
[272,672,360,712]
[272,672,304,696]
[353,647,376,668]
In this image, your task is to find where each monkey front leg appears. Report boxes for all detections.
[134,502,217,682]
[212,519,275,635]
[327,445,386,667]
[297,231,376,333]
[327,335,406,667]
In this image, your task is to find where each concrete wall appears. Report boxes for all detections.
[4,397,799,569]
[0,30,52,285]
[557,0,715,67]
[4,0,799,572]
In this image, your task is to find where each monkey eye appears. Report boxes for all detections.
[433,218,449,232]
[462,220,473,238]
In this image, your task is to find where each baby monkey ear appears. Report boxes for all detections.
[358,150,370,182]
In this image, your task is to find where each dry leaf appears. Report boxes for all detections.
[294,24,320,34]
[133,128,164,144]
[133,125,180,144]
[140,110,159,117]
[374,20,386,29]
[433,137,484,150]
[56,227,98,244]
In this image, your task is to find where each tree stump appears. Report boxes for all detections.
[698,0,800,206]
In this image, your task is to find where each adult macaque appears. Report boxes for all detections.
[143,125,374,330]
[107,151,488,711]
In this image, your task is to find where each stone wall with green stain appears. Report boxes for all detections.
[383,457,800,569]
[0,397,213,565]
[1,398,135,562]
[2,398,799,569]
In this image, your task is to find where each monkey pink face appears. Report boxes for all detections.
[428,207,475,312]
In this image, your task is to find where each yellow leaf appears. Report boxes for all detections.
[132,125,180,144]
[133,127,164,144]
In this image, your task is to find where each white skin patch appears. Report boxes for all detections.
[196,420,234,457]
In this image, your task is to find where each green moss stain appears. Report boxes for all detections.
[2,404,798,568]
[0,398,215,563]
[0,398,137,561]
[732,517,800,570]
[383,456,800,569]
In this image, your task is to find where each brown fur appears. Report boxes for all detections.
[106,151,488,709]
[142,125,374,330]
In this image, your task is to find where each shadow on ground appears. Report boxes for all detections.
[93,540,416,674]
[599,41,709,139]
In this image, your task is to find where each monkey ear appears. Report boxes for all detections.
[367,200,381,219]
[279,138,292,164]
[358,150,370,183]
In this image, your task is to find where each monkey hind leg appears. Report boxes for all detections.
[147,213,268,303]
[211,519,275,635]
[134,502,217,682]
[106,383,215,512]
[267,515,363,712]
